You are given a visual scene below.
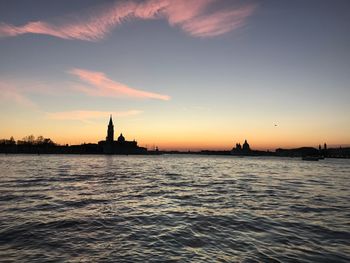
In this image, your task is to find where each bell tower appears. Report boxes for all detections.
[106,115,114,142]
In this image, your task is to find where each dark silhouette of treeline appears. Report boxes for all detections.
[0,135,349,158]
[0,135,147,155]
[0,135,58,154]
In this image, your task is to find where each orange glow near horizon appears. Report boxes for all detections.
[1,102,349,151]
[1,120,348,151]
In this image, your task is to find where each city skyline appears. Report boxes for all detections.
[1,114,347,152]
[3,114,349,160]
[1,0,350,150]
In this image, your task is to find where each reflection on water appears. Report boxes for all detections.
[0,155,349,262]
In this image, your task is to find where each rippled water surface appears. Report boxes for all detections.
[0,155,349,262]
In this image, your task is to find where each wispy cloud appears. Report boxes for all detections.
[0,0,256,41]
[180,6,257,38]
[70,68,170,101]
[46,110,142,121]
[0,81,37,108]
[162,0,256,38]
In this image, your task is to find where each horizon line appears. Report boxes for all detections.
[1,135,349,152]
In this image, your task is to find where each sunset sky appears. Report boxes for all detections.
[0,0,349,150]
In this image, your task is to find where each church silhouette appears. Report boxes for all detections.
[98,115,146,154]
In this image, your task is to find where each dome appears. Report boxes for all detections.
[242,140,250,151]
[118,133,125,142]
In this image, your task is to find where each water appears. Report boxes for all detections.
[0,155,349,262]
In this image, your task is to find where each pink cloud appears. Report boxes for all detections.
[0,0,256,41]
[46,110,142,121]
[162,0,215,25]
[70,68,170,101]
[0,81,37,108]
[0,1,137,41]
[180,5,257,38]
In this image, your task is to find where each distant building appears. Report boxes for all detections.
[98,115,147,154]
[242,140,250,152]
[106,116,114,142]
[231,139,252,155]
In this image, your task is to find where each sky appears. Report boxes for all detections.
[0,0,349,151]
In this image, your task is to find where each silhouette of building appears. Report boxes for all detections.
[118,133,125,142]
[98,115,147,154]
[242,140,250,152]
[107,115,114,142]
[231,139,252,155]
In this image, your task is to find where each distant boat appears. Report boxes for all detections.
[302,156,320,161]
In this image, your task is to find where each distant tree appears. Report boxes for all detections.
[17,140,24,145]
[36,135,44,145]
[22,135,35,145]
[15,135,55,146]
[0,137,16,145]
[43,138,55,145]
